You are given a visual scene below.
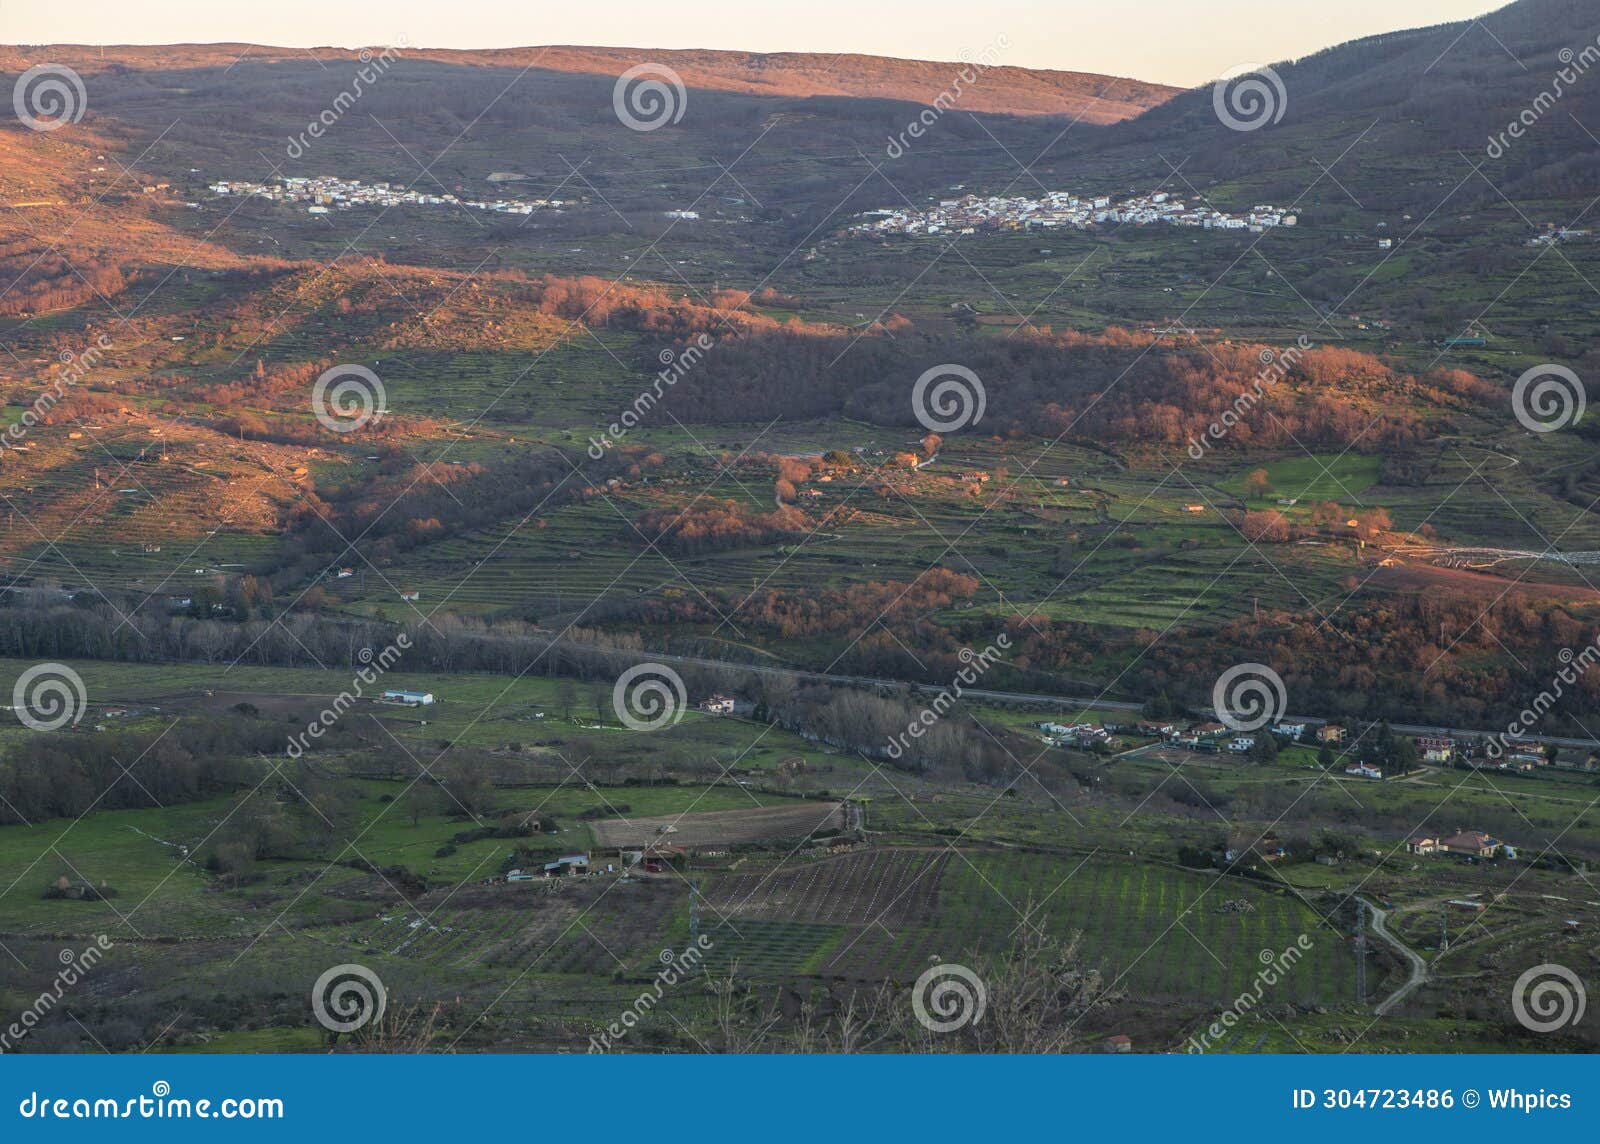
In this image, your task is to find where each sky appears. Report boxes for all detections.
[3,0,1507,87]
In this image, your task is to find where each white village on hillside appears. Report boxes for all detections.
[851,189,1297,238]
[207,175,563,216]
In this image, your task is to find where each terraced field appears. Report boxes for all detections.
[589,801,848,849]
[698,918,847,977]
[695,847,1358,999]
[944,853,1359,1003]
[706,849,949,926]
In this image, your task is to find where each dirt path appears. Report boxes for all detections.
[1364,897,1428,1016]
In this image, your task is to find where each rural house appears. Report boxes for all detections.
[1416,735,1455,762]
[1225,832,1286,864]
[381,689,435,706]
[542,855,590,877]
[1439,830,1503,859]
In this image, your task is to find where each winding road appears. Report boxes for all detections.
[1363,898,1428,1016]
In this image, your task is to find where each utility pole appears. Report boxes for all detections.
[688,883,702,971]
[1355,899,1368,1004]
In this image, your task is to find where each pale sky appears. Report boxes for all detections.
[2,0,1506,87]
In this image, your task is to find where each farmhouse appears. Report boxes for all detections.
[1343,763,1384,780]
[382,689,435,706]
[1416,735,1455,763]
[619,842,687,874]
[1317,724,1348,744]
[699,694,735,715]
[1439,829,1503,859]
[1405,834,1438,855]
[1225,832,1286,863]
[1039,721,1110,747]
[542,854,590,877]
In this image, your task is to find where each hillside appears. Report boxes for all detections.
[1087,0,1600,206]
[1,0,1598,721]
[0,42,1177,122]
[5,3,1600,1064]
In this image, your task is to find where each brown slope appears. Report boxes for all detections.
[0,43,1177,123]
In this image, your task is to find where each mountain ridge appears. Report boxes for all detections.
[0,42,1179,124]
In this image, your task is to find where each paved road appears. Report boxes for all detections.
[559,638,1600,751]
[1363,898,1428,1016]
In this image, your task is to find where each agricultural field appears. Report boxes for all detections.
[589,802,850,849]
[2,640,1598,1052]
[6,15,1600,1061]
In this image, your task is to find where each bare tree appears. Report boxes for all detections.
[354,1002,443,1053]
[706,968,783,1052]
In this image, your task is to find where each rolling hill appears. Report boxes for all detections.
[1084,0,1600,208]
[1,43,1179,123]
